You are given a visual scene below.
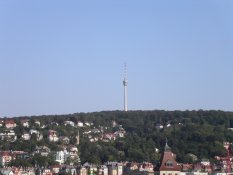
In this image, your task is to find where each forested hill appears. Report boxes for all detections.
[4,110,233,164]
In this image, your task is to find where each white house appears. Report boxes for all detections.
[55,150,69,165]
[36,133,43,141]
[201,159,210,166]
[85,122,91,127]
[0,130,17,142]
[30,129,39,135]
[0,169,14,175]
[156,124,164,130]
[77,121,84,127]
[98,165,108,175]
[22,132,31,140]
[48,130,59,142]
[34,120,41,126]
[64,121,75,127]
[20,119,30,128]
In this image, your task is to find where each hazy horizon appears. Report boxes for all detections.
[1,0,233,117]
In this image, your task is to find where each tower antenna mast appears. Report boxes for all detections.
[123,64,128,112]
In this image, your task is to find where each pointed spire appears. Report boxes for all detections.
[165,138,171,151]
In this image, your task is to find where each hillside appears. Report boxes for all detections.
[1,110,233,165]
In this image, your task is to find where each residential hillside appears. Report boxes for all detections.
[1,110,233,166]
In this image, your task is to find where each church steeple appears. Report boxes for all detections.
[164,138,171,152]
[159,139,181,175]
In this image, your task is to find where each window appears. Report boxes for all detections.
[165,160,173,167]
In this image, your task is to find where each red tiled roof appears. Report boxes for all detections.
[5,119,15,124]
[181,163,193,171]
[159,151,181,171]
[0,151,11,156]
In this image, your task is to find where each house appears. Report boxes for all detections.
[193,163,203,172]
[78,167,87,175]
[22,132,31,140]
[59,136,70,144]
[139,162,154,173]
[114,131,125,138]
[22,168,35,175]
[15,151,29,160]
[77,121,84,127]
[29,129,43,141]
[98,165,108,175]
[180,164,193,172]
[11,167,22,175]
[107,162,123,175]
[30,129,39,135]
[85,122,91,127]
[83,130,91,135]
[87,165,97,175]
[156,124,164,130]
[36,133,43,141]
[91,129,101,134]
[203,164,212,173]
[50,165,61,174]
[0,120,4,127]
[4,119,16,129]
[103,133,116,142]
[0,151,28,167]
[48,130,59,142]
[61,166,77,175]
[200,159,210,166]
[159,141,181,175]
[0,151,12,166]
[107,164,117,175]
[112,120,117,127]
[64,121,75,127]
[0,168,14,175]
[54,150,69,165]
[67,145,80,161]
[180,172,208,175]
[34,120,41,126]
[35,146,51,156]
[126,162,139,171]
[20,119,30,127]
[0,130,17,142]
[51,122,58,126]
[37,168,53,175]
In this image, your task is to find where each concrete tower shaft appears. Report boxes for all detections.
[123,64,128,112]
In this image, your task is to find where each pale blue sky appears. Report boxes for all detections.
[0,0,233,117]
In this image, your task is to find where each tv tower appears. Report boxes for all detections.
[123,64,128,112]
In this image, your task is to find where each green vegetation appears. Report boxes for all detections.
[2,110,233,165]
